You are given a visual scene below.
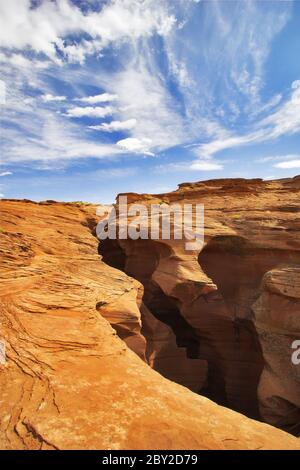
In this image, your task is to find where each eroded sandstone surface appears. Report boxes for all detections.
[0,179,299,449]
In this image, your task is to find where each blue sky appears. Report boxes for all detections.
[0,0,300,202]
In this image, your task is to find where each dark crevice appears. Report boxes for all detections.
[98,238,201,376]
[98,239,126,271]
[142,281,200,359]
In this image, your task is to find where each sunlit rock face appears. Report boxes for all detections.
[252,268,300,434]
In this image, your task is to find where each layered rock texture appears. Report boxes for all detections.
[0,177,300,450]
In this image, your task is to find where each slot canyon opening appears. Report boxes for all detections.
[99,239,205,393]
[98,240,199,356]
[98,237,263,417]
[98,235,300,431]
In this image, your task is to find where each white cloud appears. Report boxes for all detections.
[0,0,176,63]
[0,0,297,172]
[42,93,66,102]
[66,106,114,118]
[0,1,235,168]
[260,81,300,139]
[89,119,137,132]
[0,172,12,177]
[78,93,118,104]
[274,160,300,169]
[117,137,154,155]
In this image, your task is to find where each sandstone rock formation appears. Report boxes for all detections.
[253,267,300,434]
[101,176,300,432]
[0,180,299,449]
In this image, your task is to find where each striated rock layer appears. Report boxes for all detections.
[0,197,299,449]
[102,176,300,433]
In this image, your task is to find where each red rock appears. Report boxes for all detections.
[107,177,300,429]
[0,186,299,450]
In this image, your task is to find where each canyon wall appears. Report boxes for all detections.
[101,177,300,433]
[0,178,299,449]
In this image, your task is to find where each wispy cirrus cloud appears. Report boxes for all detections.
[0,0,299,196]
[164,0,291,125]
[191,81,300,161]
[2,119,123,163]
